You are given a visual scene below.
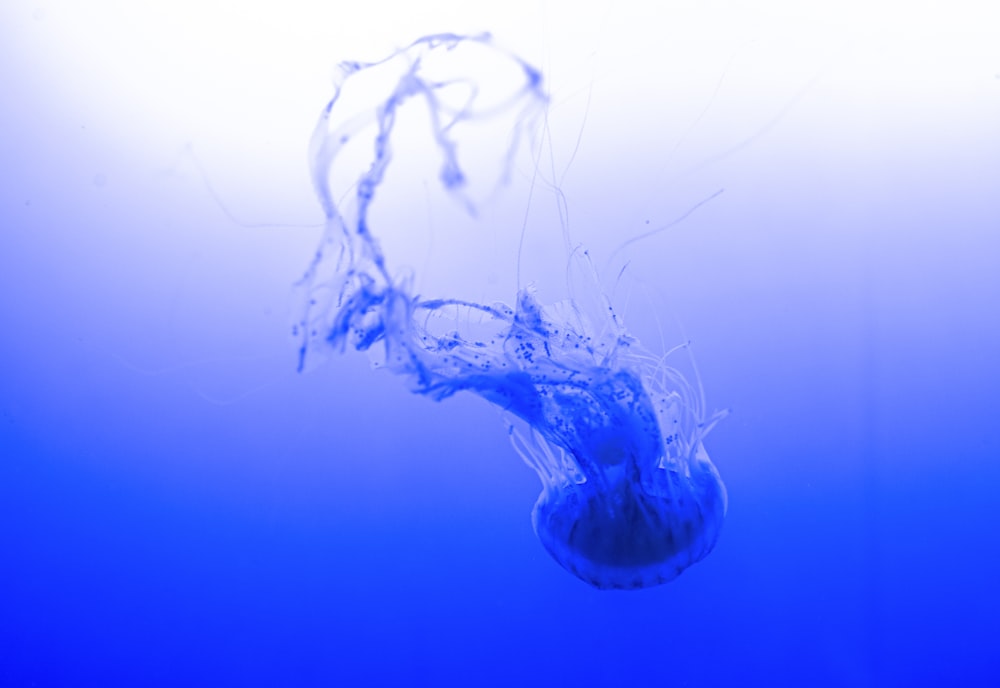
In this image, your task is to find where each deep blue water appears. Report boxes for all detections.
[2,4,999,686]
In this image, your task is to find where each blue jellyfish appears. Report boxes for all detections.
[293,33,728,589]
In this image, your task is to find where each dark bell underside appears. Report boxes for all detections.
[536,483,714,589]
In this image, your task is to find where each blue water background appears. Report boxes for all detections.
[2,3,999,685]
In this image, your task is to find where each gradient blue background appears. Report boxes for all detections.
[2,2,998,685]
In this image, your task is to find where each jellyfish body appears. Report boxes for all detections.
[295,34,727,588]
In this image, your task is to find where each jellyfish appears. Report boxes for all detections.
[293,33,728,589]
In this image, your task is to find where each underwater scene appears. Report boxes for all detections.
[2,2,998,685]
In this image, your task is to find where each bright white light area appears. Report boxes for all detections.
[2,0,997,271]
[7,0,996,177]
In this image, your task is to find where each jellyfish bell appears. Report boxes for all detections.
[525,434,727,590]
[506,300,728,589]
